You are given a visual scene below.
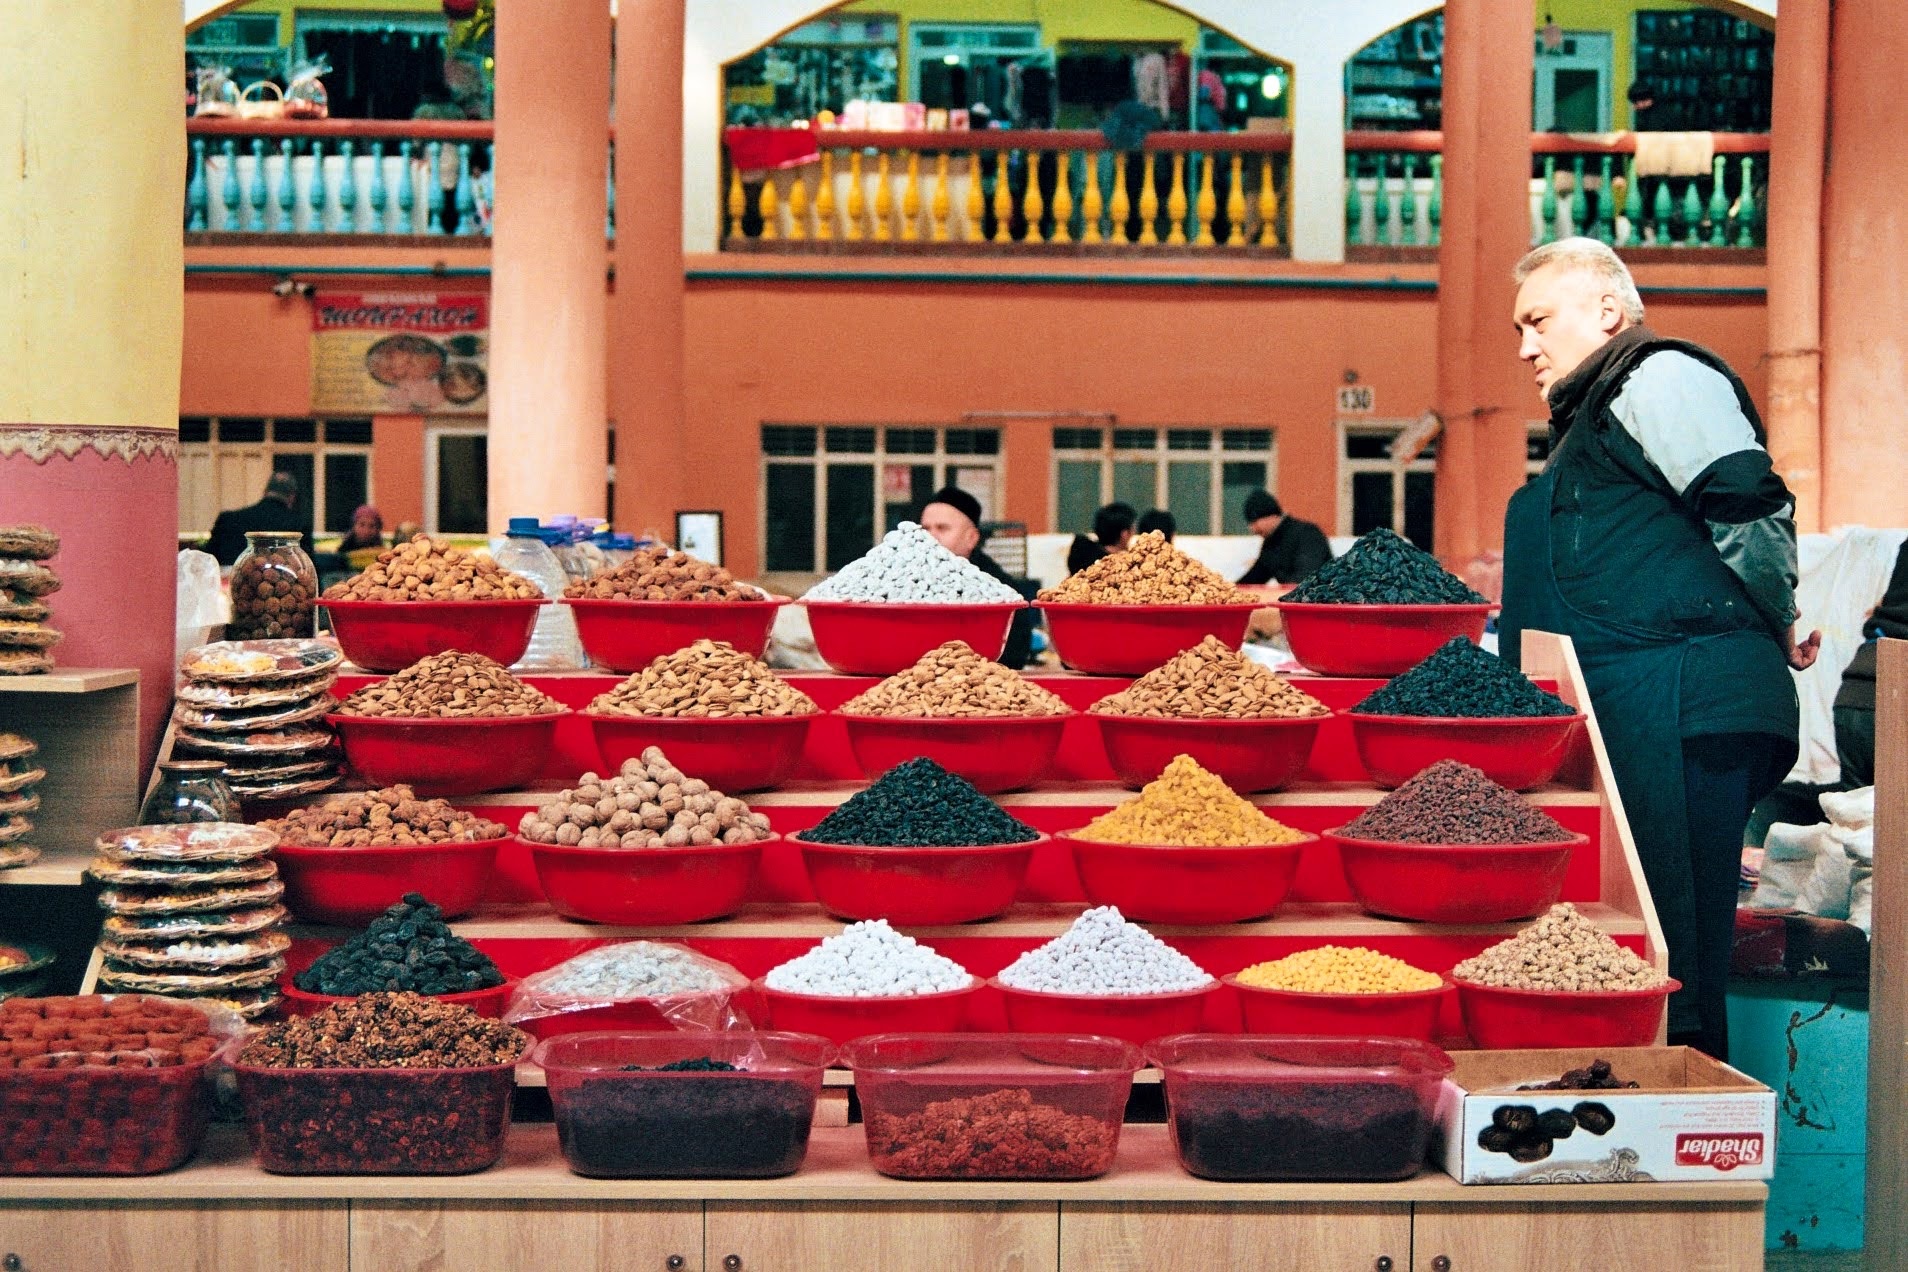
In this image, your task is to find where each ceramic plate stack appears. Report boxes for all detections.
[0,525,62,676]
[173,639,346,801]
[89,823,290,1019]
[0,733,45,871]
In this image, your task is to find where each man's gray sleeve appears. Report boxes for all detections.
[1612,351,1799,631]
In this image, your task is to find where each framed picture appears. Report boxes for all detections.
[676,510,724,565]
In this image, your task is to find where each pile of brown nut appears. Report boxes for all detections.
[839,641,1070,718]
[261,786,506,846]
[1452,903,1670,991]
[564,547,762,602]
[239,992,530,1068]
[1090,636,1329,719]
[335,652,564,719]
[1038,531,1255,605]
[587,639,817,719]
[322,536,542,602]
[228,537,315,640]
[518,747,775,848]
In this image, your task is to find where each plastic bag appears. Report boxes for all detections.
[503,942,756,1037]
[176,549,227,661]
[285,57,330,120]
[193,63,239,117]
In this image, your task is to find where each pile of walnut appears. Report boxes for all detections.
[587,639,817,719]
[564,546,763,602]
[1038,531,1255,605]
[322,536,541,602]
[262,786,506,846]
[839,641,1069,718]
[335,652,564,719]
[519,747,774,848]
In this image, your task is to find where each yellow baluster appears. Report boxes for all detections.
[872,152,893,242]
[991,151,1013,244]
[813,151,836,240]
[757,176,779,242]
[1194,154,1217,246]
[1257,154,1280,247]
[931,152,952,242]
[1081,151,1104,243]
[726,163,745,240]
[1023,150,1046,243]
[964,152,985,241]
[1109,153,1131,242]
[845,150,866,241]
[786,169,808,241]
[1166,152,1188,245]
[1051,151,1074,244]
[901,150,922,241]
[1138,152,1160,244]
[1226,153,1246,246]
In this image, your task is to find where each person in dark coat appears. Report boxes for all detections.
[1833,539,1908,789]
[202,472,313,565]
[1137,509,1176,541]
[1066,503,1136,575]
[1236,491,1330,585]
[917,486,1036,670]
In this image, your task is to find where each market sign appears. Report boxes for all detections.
[311,292,488,416]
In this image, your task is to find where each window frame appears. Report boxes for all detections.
[1049,426,1276,536]
[177,417,374,537]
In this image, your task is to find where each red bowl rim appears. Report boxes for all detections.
[835,711,1075,726]
[1325,829,1591,853]
[1057,831,1318,855]
[1450,975,1681,1000]
[987,975,1220,1002]
[560,595,787,611]
[1346,711,1588,727]
[1271,601,1499,615]
[1033,600,1265,614]
[272,834,515,860]
[581,710,816,727]
[1220,971,1450,1002]
[792,832,1048,855]
[800,599,1027,614]
[326,709,571,729]
[319,597,549,611]
[277,973,519,1008]
[752,975,982,1005]
[1089,710,1332,729]
[519,832,777,860]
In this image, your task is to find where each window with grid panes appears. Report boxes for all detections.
[1051,426,1274,536]
[177,417,374,538]
[760,425,1004,574]
[1338,421,1437,549]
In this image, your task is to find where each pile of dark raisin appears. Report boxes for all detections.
[619,1057,738,1073]
[1476,1100,1617,1163]
[1284,528,1488,605]
[1519,1058,1640,1091]
[803,757,1038,847]
[293,893,505,997]
[1351,636,1578,718]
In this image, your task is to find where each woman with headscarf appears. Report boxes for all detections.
[335,505,387,570]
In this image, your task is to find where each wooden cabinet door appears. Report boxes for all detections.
[1061,1202,1412,1271]
[0,1202,347,1272]
[351,1201,703,1272]
[706,1202,1059,1272]
[1410,1201,1765,1272]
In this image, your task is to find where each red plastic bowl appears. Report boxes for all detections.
[795,834,1043,924]
[524,835,768,925]
[1347,713,1587,790]
[1224,974,1449,1042]
[753,978,980,1045]
[1061,834,1312,924]
[991,978,1221,1047]
[837,713,1068,794]
[328,711,567,797]
[802,601,1024,675]
[1035,602,1262,676]
[273,837,506,924]
[278,975,516,1019]
[1273,602,1496,677]
[1453,977,1680,1049]
[319,598,547,673]
[1328,831,1583,923]
[1093,713,1326,793]
[564,597,786,674]
[584,712,812,793]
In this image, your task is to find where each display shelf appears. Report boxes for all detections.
[0,668,141,695]
[0,668,140,887]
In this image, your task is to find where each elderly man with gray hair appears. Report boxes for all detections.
[1498,237,1818,1062]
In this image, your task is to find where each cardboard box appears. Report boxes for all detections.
[1435,1047,1776,1184]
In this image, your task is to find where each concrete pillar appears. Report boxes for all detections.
[610,0,688,538]
[0,3,184,773]
[488,0,610,530]
[1820,2,1908,529]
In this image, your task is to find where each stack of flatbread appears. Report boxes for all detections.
[0,525,61,675]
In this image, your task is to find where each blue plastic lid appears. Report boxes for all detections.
[506,516,542,537]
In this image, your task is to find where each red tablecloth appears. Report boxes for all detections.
[723,126,821,173]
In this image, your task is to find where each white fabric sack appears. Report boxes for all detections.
[1750,821,1825,909]
[1793,825,1855,921]
[1819,786,1875,833]
[1787,527,1908,785]
[175,549,227,661]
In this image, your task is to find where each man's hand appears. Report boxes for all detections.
[1785,626,1822,671]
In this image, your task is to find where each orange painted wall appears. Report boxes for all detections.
[179,284,314,417]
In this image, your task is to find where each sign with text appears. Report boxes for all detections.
[311,292,488,415]
[1336,384,1375,414]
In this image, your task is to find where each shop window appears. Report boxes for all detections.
[291,12,456,121]
[177,417,374,539]
[1338,421,1438,549]
[428,427,486,536]
[723,14,900,127]
[1053,426,1273,537]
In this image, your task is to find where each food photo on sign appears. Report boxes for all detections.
[310,292,488,414]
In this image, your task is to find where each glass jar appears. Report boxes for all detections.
[229,531,318,640]
[140,760,240,825]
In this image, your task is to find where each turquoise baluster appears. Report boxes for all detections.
[307,139,327,232]
[1345,156,1364,247]
[1707,155,1729,247]
[1681,176,1703,246]
[338,140,357,232]
[247,139,268,232]
[1427,155,1442,245]
[1735,155,1758,248]
[1570,156,1588,239]
[397,141,416,232]
[276,140,295,233]
[1399,153,1419,245]
[1594,155,1615,244]
[219,139,240,230]
[1371,154,1392,246]
[1620,156,1642,246]
[1539,155,1558,244]
[426,142,445,234]
[186,138,207,231]
[1651,174,1672,245]
[368,141,387,232]
[454,143,476,235]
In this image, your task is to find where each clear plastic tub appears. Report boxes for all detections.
[537,1031,830,1178]
[843,1033,1142,1180]
[234,1059,518,1174]
[1147,1034,1453,1182]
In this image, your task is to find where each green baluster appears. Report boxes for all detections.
[1345,155,1364,247]
[219,139,240,230]
[1539,156,1558,245]
[186,138,207,231]
[426,142,445,234]
[1681,176,1703,246]
[1620,156,1642,246]
[1399,153,1420,245]
[275,140,295,232]
[1427,155,1442,245]
[368,141,387,232]
[308,139,327,231]
[338,140,357,232]
[1651,174,1673,245]
[1594,155,1615,244]
[454,144,476,235]
[247,139,268,232]
[1569,157,1588,240]
[1371,155,1392,246]
[397,141,416,231]
[1735,155,1758,247]
[1707,155,1729,247]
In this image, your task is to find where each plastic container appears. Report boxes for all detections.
[565,597,786,673]
[1061,834,1312,923]
[754,978,980,1045]
[1329,832,1584,924]
[328,711,568,796]
[1034,602,1262,676]
[1094,713,1325,793]
[538,1031,830,1178]
[990,978,1220,1047]
[1273,602,1497,677]
[234,1057,519,1174]
[1452,978,1680,1049]
[795,835,1043,925]
[319,598,546,673]
[526,836,768,925]
[584,712,811,793]
[837,713,1068,794]
[1147,1034,1453,1181]
[1347,713,1587,790]
[1225,976,1449,1042]
[512,998,720,1041]
[278,975,516,1019]
[802,601,1024,675]
[844,1033,1142,1180]
[0,1047,221,1175]
[491,518,586,670]
[272,837,505,924]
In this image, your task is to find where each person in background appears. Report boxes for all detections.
[1833,539,1908,789]
[1137,509,1176,541]
[917,486,1035,670]
[391,520,423,544]
[1237,491,1330,585]
[334,505,388,571]
[202,471,312,565]
[1499,236,1816,1061]
[1627,80,1661,131]
[1067,502,1137,575]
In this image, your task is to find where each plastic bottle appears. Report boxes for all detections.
[491,517,585,670]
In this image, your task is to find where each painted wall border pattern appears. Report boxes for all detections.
[0,424,181,466]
